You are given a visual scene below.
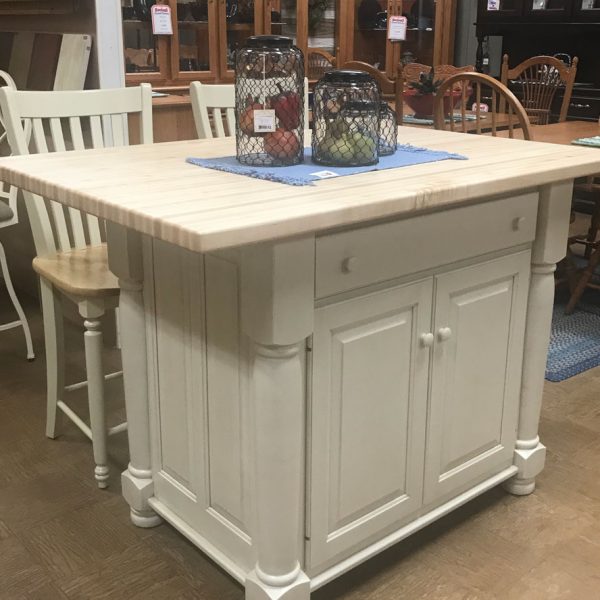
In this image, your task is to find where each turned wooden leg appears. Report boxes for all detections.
[106,224,161,527]
[505,182,572,496]
[241,238,314,600]
[40,278,64,440]
[79,301,109,489]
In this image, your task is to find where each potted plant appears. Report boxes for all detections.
[403,70,465,119]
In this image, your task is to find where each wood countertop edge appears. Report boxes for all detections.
[3,157,600,253]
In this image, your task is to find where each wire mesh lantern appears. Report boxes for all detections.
[235,35,304,167]
[378,101,398,156]
[312,70,380,167]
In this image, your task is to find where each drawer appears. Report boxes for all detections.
[315,192,538,298]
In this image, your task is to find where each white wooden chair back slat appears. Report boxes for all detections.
[0,84,153,257]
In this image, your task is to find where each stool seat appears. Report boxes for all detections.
[33,244,119,298]
[0,201,14,222]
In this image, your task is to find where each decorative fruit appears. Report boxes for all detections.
[264,129,300,160]
[351,131,377,161]
[239,98,265,136]
[270,85,301,130]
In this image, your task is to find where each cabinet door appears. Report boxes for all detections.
[307,279,432,572]
[423,252,530,506]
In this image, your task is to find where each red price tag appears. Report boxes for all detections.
[151,5,173,35]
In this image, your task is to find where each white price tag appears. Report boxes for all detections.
[151,5,173,35]
[487,0,500,10]
[311,170,339,179]
[253,109,276,133]
[388,16,407,41]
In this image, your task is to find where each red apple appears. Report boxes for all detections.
[239,102,265,136]
[264,129,300,160]
[270,89,301,130]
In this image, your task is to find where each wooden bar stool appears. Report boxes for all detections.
[0,84,153,488]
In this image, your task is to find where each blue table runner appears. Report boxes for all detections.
[187,144,467,187]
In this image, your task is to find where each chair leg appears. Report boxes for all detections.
[565,247,600,314]
[79,302,109,489]
[39,278,64,439]
[585,200,600,258]
[0,241,34,360]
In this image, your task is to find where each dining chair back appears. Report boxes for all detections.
[565,114,600,313]
[191,78,310,139]
[307,48,336,80]
[501,54,578,124]
[1,84,153,258]
[339,60,402,123]
[0,69,34,361]
[433,72,532,140]
[0,83,153,489]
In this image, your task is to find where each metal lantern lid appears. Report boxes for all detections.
[318,70,376,85]
[245,35,294,49]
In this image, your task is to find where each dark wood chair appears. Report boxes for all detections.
[565,115,600,313]
[500,54,578,125]
[307,48,336,80]
[339,60,402,123]
[433,72,532,140]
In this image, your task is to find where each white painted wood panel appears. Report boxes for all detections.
[147,241,254,572]
[205,253,252,536]
[315,193,538,298]
[423,251,531,506]
[308,279,433,572]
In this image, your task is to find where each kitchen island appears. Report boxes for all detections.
[2,127,600,600]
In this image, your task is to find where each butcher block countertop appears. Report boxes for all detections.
[1,127,600,253]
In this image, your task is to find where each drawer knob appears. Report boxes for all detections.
[438,327,452,342]
[341,256,358,273]
[420,333,434,347]
[512,216,526,231]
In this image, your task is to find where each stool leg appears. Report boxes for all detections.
[566,247,600,314]
[40,278,64,439]
[0,241,34,360]
[80,302,109,489]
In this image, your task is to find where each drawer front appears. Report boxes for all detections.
[315,193,538,298]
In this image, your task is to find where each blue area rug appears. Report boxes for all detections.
[546,291,600,382]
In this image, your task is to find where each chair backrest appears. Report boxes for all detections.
[339,60,402,123]
[307,48,336,80]
[191,78,311,139]
[0,70,19,227]
[0,84,153,258]
[433,72,532,140]
[190,82,235,139]
[501,54,578,124]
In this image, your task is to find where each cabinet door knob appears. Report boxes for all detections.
[438,327,452,341]
[341,256,358,273]
[512,216,526,231]
[420,333,434,347]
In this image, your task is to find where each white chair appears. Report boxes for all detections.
[0,83,153,488]
[0,70,34,361]
[190,78,310,139]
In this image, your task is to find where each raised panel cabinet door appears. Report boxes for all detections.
[307,278,433,572]
[423,251,531,507]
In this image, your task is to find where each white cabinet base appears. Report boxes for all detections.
[109,185,571,599]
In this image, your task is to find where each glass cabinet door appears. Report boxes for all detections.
[122,0,162,76]
[175,0,216,76]
[219,0,260,79]
[573,0,600,20]
[525,0,572,19]
[402,0,436,67]
[353,0,389,71]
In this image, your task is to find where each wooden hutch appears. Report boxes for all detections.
[476,0,600,121]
